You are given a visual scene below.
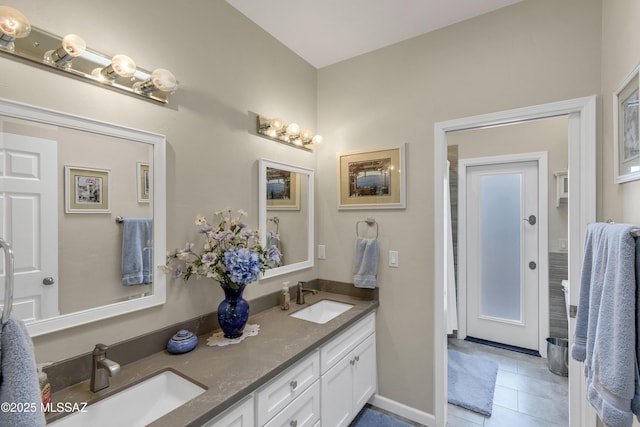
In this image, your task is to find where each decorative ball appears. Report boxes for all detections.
[167,329,198,354]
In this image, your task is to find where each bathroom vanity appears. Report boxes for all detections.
[46,291,378,427]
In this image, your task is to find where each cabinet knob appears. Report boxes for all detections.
[290,419,298,427]
[350,359,355,366]
[355,355,360,362]
[290,379,298,390]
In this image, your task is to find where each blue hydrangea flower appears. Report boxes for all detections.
[224,248,262,285]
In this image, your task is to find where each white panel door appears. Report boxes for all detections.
[466,160,539,350]
[1,132,58,321]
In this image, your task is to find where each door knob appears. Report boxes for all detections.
[529,261,537,270]
[523,215,536,225]
[42,277,55,285]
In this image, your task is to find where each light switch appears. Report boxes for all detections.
[317,244,326,260]
[389,250,399,268]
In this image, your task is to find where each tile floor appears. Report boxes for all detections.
[447,338,569,427]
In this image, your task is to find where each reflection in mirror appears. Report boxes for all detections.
[259,159,314,278]
[0,98,166,336]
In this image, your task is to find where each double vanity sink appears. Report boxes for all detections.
[46,293,375,427]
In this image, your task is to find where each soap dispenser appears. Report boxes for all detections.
[281,282,290,310]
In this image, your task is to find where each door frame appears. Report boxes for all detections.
[434,96,596,427]
[457,152,549,354]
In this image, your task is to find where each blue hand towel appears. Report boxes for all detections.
[353,237,379,288]
[571,223,640,427]
[0,319,45,427]
[122,218,153,286]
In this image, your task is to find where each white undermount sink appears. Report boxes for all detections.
[49,370,205,427]
[290,299,354,324]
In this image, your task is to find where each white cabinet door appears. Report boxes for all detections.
[352,334,377,410]
[201,395,254,427]
[320,354,354,427]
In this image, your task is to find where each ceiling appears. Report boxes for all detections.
[226,0,523,69]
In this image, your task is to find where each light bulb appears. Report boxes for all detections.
[286,123,300,136]
[133,68,178,94]
[92,54,136,81]
[270,117,283,131]
[312,135,324,145]
[0,6,31,50]
[150,68,177,92]
[300,129,313,142]
[44,34,86,67]
[61,34,86,57]
[110,54,136,77]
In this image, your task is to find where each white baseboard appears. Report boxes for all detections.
[368,393,436,426]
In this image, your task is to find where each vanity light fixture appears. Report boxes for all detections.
[0,6,31,52]
[0,7,178,104]
[257,114,323,151]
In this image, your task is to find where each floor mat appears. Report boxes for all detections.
[448,349,498,417]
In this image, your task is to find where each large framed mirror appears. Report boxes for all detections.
[0,97,166,336]
[258,159,314,278]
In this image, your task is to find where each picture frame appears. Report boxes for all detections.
[266,167,300,210]
[337,144,406,209]
[614,64,640,183]
[137,162,150,203]
[65,166,111,213]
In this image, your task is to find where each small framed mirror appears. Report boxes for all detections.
[258,159,314,278]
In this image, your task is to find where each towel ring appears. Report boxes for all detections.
[356,217,378,240]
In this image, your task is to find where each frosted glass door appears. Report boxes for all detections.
[465,160,539,351]
[480,174,522,322]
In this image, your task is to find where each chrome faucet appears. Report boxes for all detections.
[90,344,120,392]
[296,281,318,304]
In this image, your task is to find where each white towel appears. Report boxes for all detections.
[353,237,379,288]
[122,218,153,285]
[0,319,45,427]
[571,223,640,427]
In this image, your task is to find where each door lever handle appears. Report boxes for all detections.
[523,215,537,226]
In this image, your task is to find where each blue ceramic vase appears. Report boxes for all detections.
[167,329,198,354]
[217,284,249,339]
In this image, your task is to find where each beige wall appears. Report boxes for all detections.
[601,0,640,224]
[0,0,318,361]
[450,117,569,252]
[317,0,601,414]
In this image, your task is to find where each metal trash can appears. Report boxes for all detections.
[546,337,569,376]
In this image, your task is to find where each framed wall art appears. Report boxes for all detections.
[337,144,406,209]
[614,64,640,183]
[137,162,150,203]
[266,167,300,210]
[65,166,111,213]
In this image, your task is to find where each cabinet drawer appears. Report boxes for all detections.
[320,312,375,374]
[264,380,320,427]
[201,394,254,427]
[257,350,319,426]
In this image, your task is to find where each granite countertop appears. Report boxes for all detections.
[47,291,378,426]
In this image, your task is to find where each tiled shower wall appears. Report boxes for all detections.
[549,251,569,339]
